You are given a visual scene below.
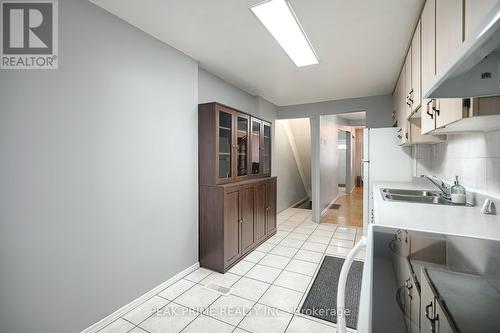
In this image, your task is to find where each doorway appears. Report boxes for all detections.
[274,118,312,213]
[319,112,366,227]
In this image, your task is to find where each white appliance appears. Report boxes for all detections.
[362,127,413,231]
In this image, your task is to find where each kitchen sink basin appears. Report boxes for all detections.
[381,188,440,197]
[380,188,469,206]
[383,193,453,205]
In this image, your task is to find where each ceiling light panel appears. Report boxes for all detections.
[250,0,319,67]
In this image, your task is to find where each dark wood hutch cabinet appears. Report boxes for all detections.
[198,102,276,273]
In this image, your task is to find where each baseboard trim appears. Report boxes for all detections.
[81,262,200,333]
[321,195,340,217]
[290,196,310,209]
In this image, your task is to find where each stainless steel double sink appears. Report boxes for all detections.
[381,188,457,205]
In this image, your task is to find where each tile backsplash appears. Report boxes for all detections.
[414,129,500,198]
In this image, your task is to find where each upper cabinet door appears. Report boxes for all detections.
[217,108,234,182]
[250,118,262,176]
[422,0,436,95]
[411,21,421,113]
[405,50,412,117]
[436,0,464,74]
[235,113,250,180]
[421,0,437,134]
[262,122,272,176]
[464,0,499,41]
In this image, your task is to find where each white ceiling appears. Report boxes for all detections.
[337,111,366,121]
[90,0,424,106]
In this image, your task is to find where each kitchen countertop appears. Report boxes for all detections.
[425,267,500,333]
[373,181,500,241]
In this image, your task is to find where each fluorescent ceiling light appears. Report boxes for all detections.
[250,0,319,67]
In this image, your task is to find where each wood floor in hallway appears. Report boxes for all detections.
[321,186,363,227]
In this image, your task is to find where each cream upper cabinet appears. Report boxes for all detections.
[405,50,412,117]
[464,0,499,41]
[435,0,464,74]
[411,21,422,114]
[421,0,437,134]
[435,98,466,128]
[394,70,409,145]
[434,0,465,129]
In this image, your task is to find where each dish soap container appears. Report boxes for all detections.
[451,176,466,205]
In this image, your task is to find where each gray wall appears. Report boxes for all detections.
[198,68,278,121]
[0,1,198,332]
[277,94,392,128]
[275,121,308,211]
[198,68,258,114]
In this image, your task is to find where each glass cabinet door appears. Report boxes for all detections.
[218,110,233,180]
[236,114,249,177]
[251,119,261,175]
[263,122,271,175]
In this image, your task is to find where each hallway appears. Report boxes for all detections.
[320,186,363,227]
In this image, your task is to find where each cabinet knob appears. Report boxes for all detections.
[239,219,244,224]
[266,206,270,211]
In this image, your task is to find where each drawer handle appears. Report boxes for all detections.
[425,302,439,333]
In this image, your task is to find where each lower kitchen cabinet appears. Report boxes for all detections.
[265,179,277,234]
[199,177,277,273]
[254,182,267,243]
[240,185,256,254]
[420,269,456,333]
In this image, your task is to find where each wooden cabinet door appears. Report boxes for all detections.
[265,180,276,234]
[216,107,235,183]
[240,186,255,254]
[435,98,465,128]
[464,0,498,41]
[436,0,464,75]
[254,182,267,243]
[411,21,422,113]
[235,113,250,181]
[250,118,262,176]
[224,188,241,266]
[262,122,272,176]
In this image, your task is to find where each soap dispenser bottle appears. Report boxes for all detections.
[451,176,466,205]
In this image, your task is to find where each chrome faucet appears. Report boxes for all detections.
[420,175,451,200]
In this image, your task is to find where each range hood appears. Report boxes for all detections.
[424,2,500,99]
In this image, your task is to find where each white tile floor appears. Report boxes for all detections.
[98,208,364,333]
